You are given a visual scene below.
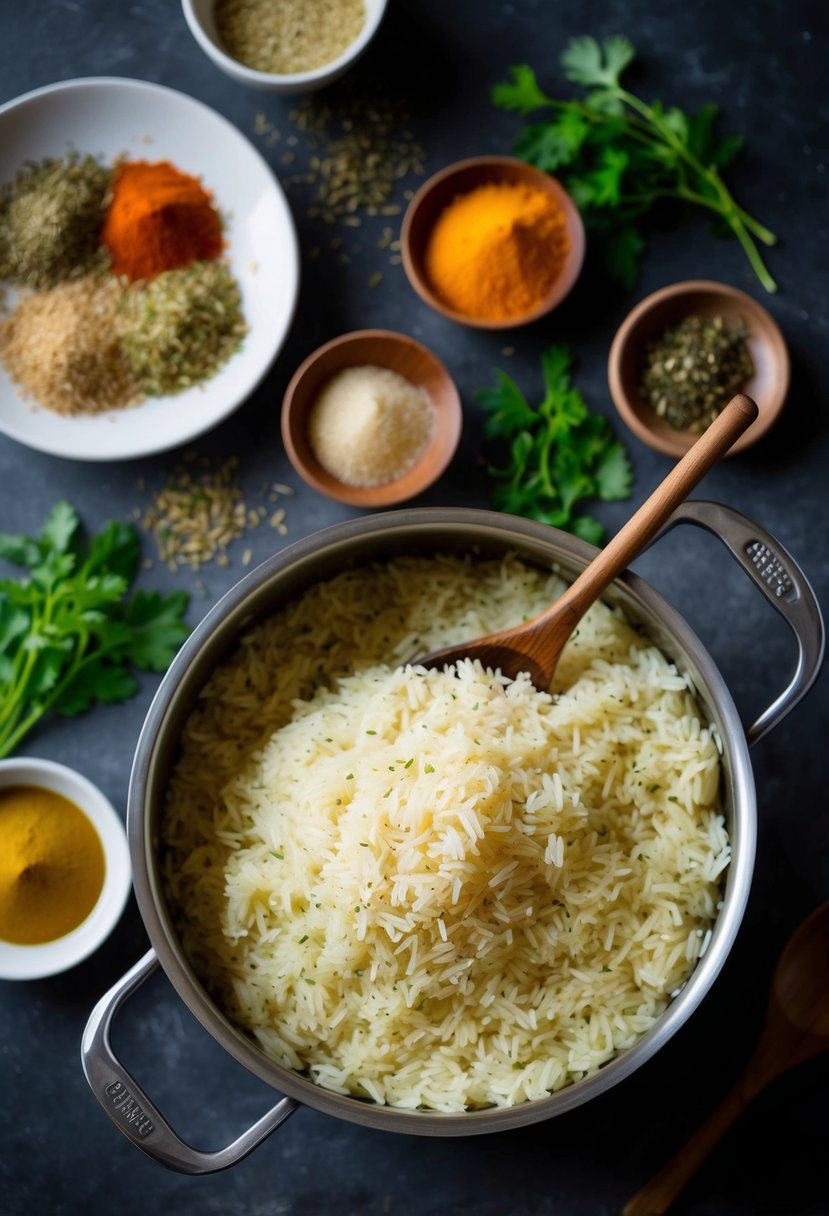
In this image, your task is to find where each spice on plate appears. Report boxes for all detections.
[117,260,247,396]
[308,365,436,487]
[0,786,105,945]
[216,0,365,75]
[0,153,112,289]
[0,272,141,416]
[640,313,755,432]
[423,182,569,322]
[101,160,224,283]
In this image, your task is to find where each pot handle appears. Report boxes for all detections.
[81,949,299,1174]
[657,500,825,747]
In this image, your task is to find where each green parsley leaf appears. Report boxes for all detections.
[40,500,80,557]
[583,145,629,206]
[602,225,646,291]
[53,661,140,716]
[0,504,189,758]
[561,35,635,89]
[493,37,778,292]
[0,532,42,568]
[570,515,605,546]
[490,65,552,115]
[478,370,535,440]
[514,114,590,172]
[594,441,634,501]
[119,590,189,671]
[476,344,633,542]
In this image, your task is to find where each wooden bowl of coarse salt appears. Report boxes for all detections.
[281,330,462,507]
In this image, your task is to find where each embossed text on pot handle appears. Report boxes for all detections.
[81,950,299,1174]
[656,500,825,747]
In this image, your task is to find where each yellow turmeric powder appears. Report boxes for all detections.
[423,181,570,322]
[0,786,105,945]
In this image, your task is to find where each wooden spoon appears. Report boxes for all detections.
[624,901,829,1216]
[419,394,758,687]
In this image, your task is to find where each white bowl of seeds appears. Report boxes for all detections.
[182,0,389,94]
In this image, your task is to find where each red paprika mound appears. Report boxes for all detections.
[101,160,223,282]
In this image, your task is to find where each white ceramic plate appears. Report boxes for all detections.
[0,77,299,461]
[0,758,131,980]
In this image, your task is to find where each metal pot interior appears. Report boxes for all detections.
[129,508,755,1135]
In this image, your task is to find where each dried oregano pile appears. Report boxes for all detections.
[0,153,113,289]
[117,262,246,396]
[640,314,754,432]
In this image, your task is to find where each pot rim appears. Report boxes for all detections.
[128,506,755,1135]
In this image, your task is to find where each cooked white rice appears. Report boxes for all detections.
[163,554,727,1112]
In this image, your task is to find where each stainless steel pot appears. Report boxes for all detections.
[82,504,824,1173]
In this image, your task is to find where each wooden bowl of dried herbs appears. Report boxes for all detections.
[608,280,789,457]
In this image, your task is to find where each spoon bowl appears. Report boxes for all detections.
[420,394,759,687]
[773,901,829,1036]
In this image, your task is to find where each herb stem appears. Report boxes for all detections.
[616,87,778,292]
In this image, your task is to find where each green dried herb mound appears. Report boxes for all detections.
[0,502,189,759]
[0,153,113,289]
[117,260,248,396]
[641,314,754,433]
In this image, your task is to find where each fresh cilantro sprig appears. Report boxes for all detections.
[0,502,189,758]
[492,36,778,291]
[476,344,633,545]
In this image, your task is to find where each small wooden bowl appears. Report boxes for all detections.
[281,330,462,507]
[608,280,789,457]
[401,156,585,329]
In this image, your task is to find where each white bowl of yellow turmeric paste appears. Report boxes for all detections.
[0,759,131,980]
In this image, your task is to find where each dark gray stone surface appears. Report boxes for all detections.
[0,1,827,1213]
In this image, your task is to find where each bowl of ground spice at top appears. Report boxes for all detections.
[608,280,789,458]
[281,330,462,506]
[183,0,388,93]
[401,157,585,329]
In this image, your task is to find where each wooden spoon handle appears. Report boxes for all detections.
[559,394,758,624]
[623,1021,827,1216]
[622,1081,754,1216]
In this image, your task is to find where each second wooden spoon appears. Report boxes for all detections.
[420,393,758,688]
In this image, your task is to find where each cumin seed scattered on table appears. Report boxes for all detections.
[140,455,293,572]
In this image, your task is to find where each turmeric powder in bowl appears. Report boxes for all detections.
[0,786,105,945]
[423,181,570,323]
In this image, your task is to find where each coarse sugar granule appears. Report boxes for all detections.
[308,365,435,487]
[0,273,141,416]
